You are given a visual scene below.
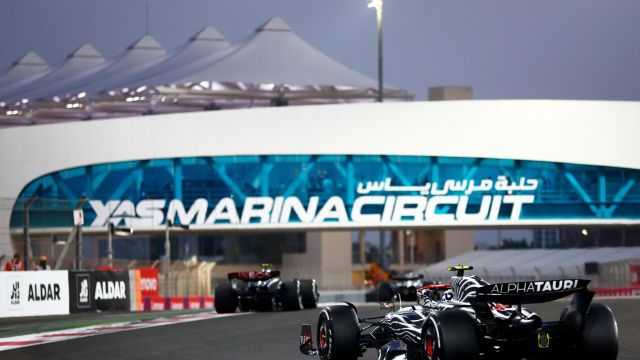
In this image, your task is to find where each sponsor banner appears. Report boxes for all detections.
[130,268,159,311]
[168,297,184,310]
[139,268,159,298]
[68,271,95,313]
[187,296,201,309]
[93,270,130,311]
[203,296,214,309]
[144,296,167,311]
[0,271,69,318]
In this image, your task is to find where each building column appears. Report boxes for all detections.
[399,230,405,273]
[359,230,366,264]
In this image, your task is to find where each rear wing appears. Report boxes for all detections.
[475,279,591,304]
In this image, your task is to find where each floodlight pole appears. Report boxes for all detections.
[164,220,172,298]
[108,223,113,268]
[369,0,384,102]
[22,195,38,271]
[71,197,89,270]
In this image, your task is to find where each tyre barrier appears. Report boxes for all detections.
[142,296,215,311]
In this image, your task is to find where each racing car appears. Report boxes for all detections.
[215,264,319,313]
[300,265,618,360]
[377,273,430,302]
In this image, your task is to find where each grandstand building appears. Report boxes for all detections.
[1,17,639,288]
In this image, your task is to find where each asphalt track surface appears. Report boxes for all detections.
[3,298,638,360]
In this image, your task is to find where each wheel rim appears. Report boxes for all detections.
[319,322,327,350]
[426,335,434,357]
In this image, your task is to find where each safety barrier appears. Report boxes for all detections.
[591,286,640,297]
[142,296,215,311]
[0,271,70,318]
[0,268,211,318]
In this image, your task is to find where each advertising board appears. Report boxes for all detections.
[68,271,95,312]
[0,271,69,317]
[93,270,130,311]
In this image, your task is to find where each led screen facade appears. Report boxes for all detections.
[10,155,640,230]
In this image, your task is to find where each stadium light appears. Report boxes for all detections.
[368,0,384,102]
[581,229,589,236]
[107,222,134,267]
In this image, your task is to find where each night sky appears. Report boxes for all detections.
[1,0,639,101]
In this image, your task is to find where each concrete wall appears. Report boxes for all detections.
[443,229,475,259]
[282,231,352,289]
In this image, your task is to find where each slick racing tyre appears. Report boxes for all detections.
[378,281,393,302]
[214,282,238,314]
[300,279,319,309]
[282,280,303,311]
[580,303,618,360]
[421,309,479,360]
[317,305,360,360]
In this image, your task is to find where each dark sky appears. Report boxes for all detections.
[1,0,639,100]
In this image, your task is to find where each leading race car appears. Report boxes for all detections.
[377,273,431,302]
[215,264,319,313]
[300,265,618,360]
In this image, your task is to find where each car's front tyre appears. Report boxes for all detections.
[317,305,360,360]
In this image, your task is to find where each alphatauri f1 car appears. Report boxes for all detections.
[215,264,319,313]
[300,265,618,360]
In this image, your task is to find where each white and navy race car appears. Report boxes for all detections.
[300,265,618,360]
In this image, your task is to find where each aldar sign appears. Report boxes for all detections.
[89,176,539,228]
[0,271,70,317]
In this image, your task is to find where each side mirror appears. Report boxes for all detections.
[380,301,395,309]
[300,324,318,356]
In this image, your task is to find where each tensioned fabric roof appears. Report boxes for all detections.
[25,35,167,101]
[0,52,48,89]
[125,26,230,89]
[0,44,105,102]
[0,17,410,126]
[172,17,379,88]
[146,17,409,107]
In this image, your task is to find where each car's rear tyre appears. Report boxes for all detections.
[421,309,479,360]
[282,280,303,311]
[378,281,393,302]
[300,279,319,309]
[214,282,237,314]
[317,305,360,360]
[580,303,618,360]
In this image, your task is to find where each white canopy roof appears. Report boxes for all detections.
[0,44,105,102]
[0,18,411,126]
[169,17,381,88]
[16,36,166,101]
[126,26,230,89]
[0,52,49,90]
[60,35,167,97]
